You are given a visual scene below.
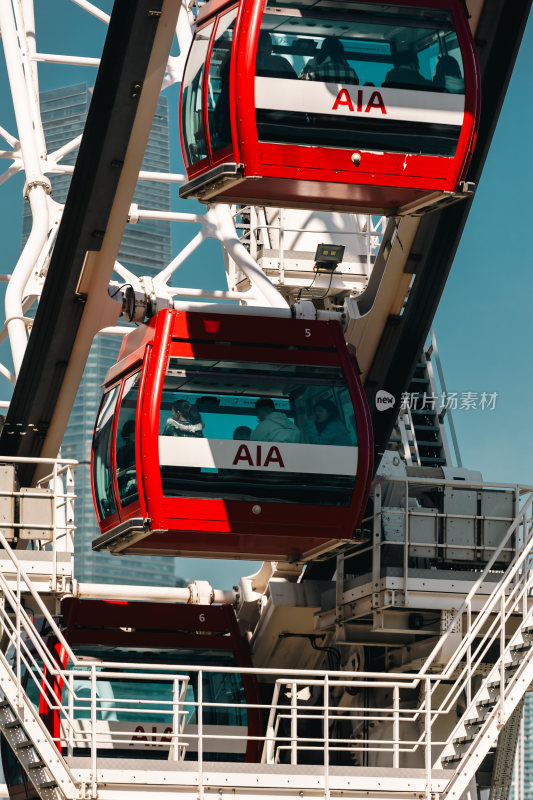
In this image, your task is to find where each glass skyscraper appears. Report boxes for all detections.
[26,82,180,586]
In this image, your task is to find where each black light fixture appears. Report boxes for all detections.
[313,243,345,272]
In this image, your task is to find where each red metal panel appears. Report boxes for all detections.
[61,598,240,633]
[234,0,266,175]
[171,310,341,348]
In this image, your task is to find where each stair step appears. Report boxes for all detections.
[14,740,33,750]
[39,781,58,790]
[511,643,531,654]
[442,754,462,765]
[477,699,496,709]
[464,718,483,728]
[488,681,503,690]
[410,424,440,431]
[0,701,11,709]
[28,760,46,770]
[3,720,21,730]
[454,735,475,745]
[504,662,519,672]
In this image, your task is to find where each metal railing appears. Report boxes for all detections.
[230,206,386,294]
[0,472,532,796]
[357,476,532,606]
[0,454,76,588]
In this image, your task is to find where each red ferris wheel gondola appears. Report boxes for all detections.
[1,599,262,800]
[90,309,372,560]
[178,0,480,215]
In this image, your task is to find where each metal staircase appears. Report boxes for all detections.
[424,490,533,799]
[0,692,76,800]
[396,331,459,468]
[437,615,533,800]
[488,700,524,800]
[0,544,79,800]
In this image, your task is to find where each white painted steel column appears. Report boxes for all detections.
[210,205,290,309]
[0,0,50,375]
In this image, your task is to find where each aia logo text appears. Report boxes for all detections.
[333,88,387,115]
[233,444,285,468]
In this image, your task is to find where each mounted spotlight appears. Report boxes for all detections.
[313,244,345,272]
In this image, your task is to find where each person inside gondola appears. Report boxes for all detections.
[383,51,431,89]
[233,425,252,440]
[213,54,232,149]
[255,31,297,79]
[251,398,301,443]
[116,419,138,500]
[300,38,359,85]
[432,54,464,93]
[116,419,135,469]
[305,399,349,446]
[163,399,205,437]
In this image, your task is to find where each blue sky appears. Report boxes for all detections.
[434,11,533,486]
[0,3,532,586]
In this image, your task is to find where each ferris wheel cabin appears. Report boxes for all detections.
[178,0,480,214]
[1,599,262,799]
[91,310,372,561]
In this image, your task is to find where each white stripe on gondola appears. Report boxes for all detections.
[159,437,358,475]
[255,77,464,126]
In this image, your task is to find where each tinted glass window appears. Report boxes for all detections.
[158,358,358,505]
[181,23,214,165]
[185,670,247,727]
[114,372,141,509]
[207,9,239,153]
[62,649,247,760]
[93,387,119,519]
[255,1,464,156]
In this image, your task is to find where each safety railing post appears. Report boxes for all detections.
[198,669,204,800]
[68,672,74,757]
[500,592,506,726]
[262,680,280,764]
[466,600,472,705]
[393,685,400,769]
[52,459,57,589]
[290,681,298,765]
[172,678,180,760]
[523,512,529,618]
[91,664,97,797]
[249,206,257,260]
[279,208,285,283]
[324,674,330,800]
[16,570,21,708]
[425,677,432,800]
